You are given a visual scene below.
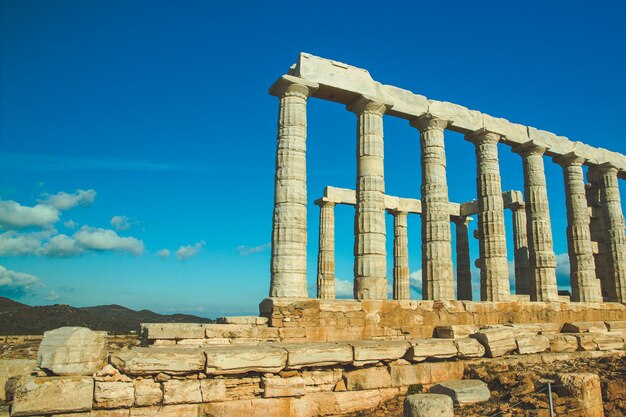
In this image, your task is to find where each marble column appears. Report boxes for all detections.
[347,96,390,300]
[411,114,455,300]
[586,167,609,300]
[316,200,336,299]
[268,76,318,298]
[454,216,473,301]
[391,210,410,300]
[554,154,602,302]
[598,163,626,302]
[512,143,559,301]
[466,130,510,301]
[510,201,531,295]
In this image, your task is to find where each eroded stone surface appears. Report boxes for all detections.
[429,379,490,404]
[133,378,163,406]
[562,321,608,333]
[516,334,550,355]
[37,327,107,376]
[94,381,134,409]
[408,339,457,361]
[110,348,206,375]
[404,393,454,417]
[344,366,391,390]
[204,345,287,374]
[12,376,94,416]
[283,342,353,369]
[471,328,517,357]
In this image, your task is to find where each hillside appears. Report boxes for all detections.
[0,297,212,335]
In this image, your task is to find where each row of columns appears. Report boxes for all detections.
[269,76,626,303]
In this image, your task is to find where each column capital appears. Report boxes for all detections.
[410,113,449,132]
[465,128,503,145]
[512,141,549,157]
[553,152,586,167]
[597,161,621,176]
[346,95,391,116]
[269,75,319,99]
[314,198,336,208]
[452,216,473,226]
[388,209,408,218]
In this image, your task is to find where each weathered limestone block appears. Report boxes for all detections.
[454,338,485,358]
[403,393,454,417]
[408,339,457,361]
[201,379,226,402]
[344,366,392,390]
[350,340,410,364]
[435,325,478,339]
[516,335,550,354]
[556,373,604,417]
[95,364,132,383]
[562,321,608,333]
[283,342,352,369]
[605,321,626,331]
[163,379,202,404]
[91,410,129,417]
[389,362,464,387]
[546,334,579,352]
[0,359,35,402]
[204,345,287,375]
[12,376,93,416]
[111,348,206,375]
[471,328,516,357]
[133,378,163,406]
[262,376,306,398]
[37,327,107,376]
[94,381,134,409]
[130,404,199,417]
[505,322,561,336]
[142,323,206,340]
[216,316,268,325]
[574,333,624,351]
[198,397,292,417]
[300,369,343,391]
[429,380,490,404]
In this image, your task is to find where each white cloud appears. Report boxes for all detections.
[335,279,353,298]
[0,231,44,256]
[38,189,96,210]
[236,243,270,256]
[39,234,83,257]
[0,200,59,230]
[176,241,205,260]
[409,269,423,293]
[555,252,570,276]
[46,290,60,301]
[157,249,171,258]
[111,215,131,231]
[0,265,42,296]
[64,220,77,229]
[74,226,144,255]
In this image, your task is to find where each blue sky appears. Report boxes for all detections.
[1,1,625,317]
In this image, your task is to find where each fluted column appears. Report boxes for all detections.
[411,114,454,300]
[510,200,531,295]
[390,210,410,300]
[598,163,626,302]
[554,154,602,302]
[316,200,336,299]
[268,76,318,298]
[347,96,390,300]
[453,216,473,301]
[466,130,510,301]
[512,143,559,301]
[586,167,609,299]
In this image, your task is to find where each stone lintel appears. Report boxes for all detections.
[268,74,319,97]
[346,94,393,115]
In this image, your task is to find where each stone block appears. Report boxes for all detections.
[91,410,129,417]
[200,379,226,402]
[556,373,604,417]
[516,335,550,354]
[204,345,287,375]
[389,361,464,387]
[344,366,391,390]
[471,328,516,357]
[604,321,626,331]
[506,322,561,336]
[428,100,483,132]
[198,397,292,417]
[37,327,107,376]
[562,321,608,333]
[12,376,94,416]
[134,378,162,406]
[130,404,199,417]
[0,359,35,402]
[262,376,306,398]
[94,381,134,408]
[142,323,206,340]
[575,333,624,351]
[408,339,457,361]
[110,348,206,375]
[350,340,410,364]
[283,342,353,369]
[403,393,454,417]
[429,380,490,405]
[434,325,478,339]
[216,316,268,325]
[454,338,485,358]
[547,334,579,352]
[482,114,529,145]
[163,379,202,404]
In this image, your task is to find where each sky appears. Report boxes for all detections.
[1,1,625,317]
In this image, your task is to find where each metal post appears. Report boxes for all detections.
[547,382,554,417]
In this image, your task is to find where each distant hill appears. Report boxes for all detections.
[0,297,213,335]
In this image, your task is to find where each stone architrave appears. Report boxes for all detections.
[598,163,626,302]
[453,216,472,301]
[411,114,454,300]
[554,154,602,302]
[268,75,318,298]
[347,96,391,300]
[466,130,510,301]
[512,142,558,301]
[316,200,336,299]
[391,210,410,300]
[510,198,531,295]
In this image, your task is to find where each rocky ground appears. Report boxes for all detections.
[348,355,626,417]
